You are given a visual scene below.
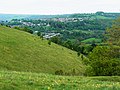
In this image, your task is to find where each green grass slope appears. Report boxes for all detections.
[0,26,85,74]
[0,71,120,90]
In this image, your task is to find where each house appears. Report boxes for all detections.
[43,33,60,39]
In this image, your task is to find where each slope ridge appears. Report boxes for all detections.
[0,26,85,74]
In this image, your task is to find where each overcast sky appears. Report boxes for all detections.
[0,0,120,15]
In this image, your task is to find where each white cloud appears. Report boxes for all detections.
[0,0,120,14]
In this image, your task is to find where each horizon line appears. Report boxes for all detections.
[0,11,120,15]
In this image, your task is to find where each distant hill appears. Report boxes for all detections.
[0,14,29,21]
[0,14,70,21]
[70,12,120,19]
[0,12,120,21]
[0,25,85,74]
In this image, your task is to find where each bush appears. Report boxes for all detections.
[37,31,41,36]
[55,70,64,75]
[84,65,95,76]
[77,52,80,57]
[48,40,51,45]
[14,26,33,34]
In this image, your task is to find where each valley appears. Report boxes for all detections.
[0,11,120,90]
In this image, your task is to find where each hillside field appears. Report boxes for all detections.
[0,25,85,75]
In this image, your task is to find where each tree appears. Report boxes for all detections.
[88,18,120,76]
[14,26,33,34]
[37,31,41,36]
[48,40,51,45]
[63,40,73,49]
[77,52,80,57]
[77,45,84,54]
[88,46,120,76]
[106,18,120,46]
[22,26,33,34]
[50,36,61,44]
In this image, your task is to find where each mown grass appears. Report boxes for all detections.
[0,71,120,90]
[81,38,102,43]
[0,25,85,74]
[95,15,111,19]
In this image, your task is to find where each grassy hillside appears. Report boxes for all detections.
[0,25,85,74]
[0,71,120,90]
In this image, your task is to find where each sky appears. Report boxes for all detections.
[0,0,120,15]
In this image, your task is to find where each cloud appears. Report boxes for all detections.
[0,0,119,14]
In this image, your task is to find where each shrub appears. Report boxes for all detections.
[77,52,80,57]
[55,70,64,75]
[84,65,95,76]
[48,40,51,45]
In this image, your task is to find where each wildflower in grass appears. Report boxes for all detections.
[51,83,54,86]
[47,86,50,90]
[58,79,61,83]
[54,80,58,85]
[116,82,120,85]
[92,84,95,87]
[107,85,113,87]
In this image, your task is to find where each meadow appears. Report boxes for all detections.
[0,71,120,90]
[81,38,102,43]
